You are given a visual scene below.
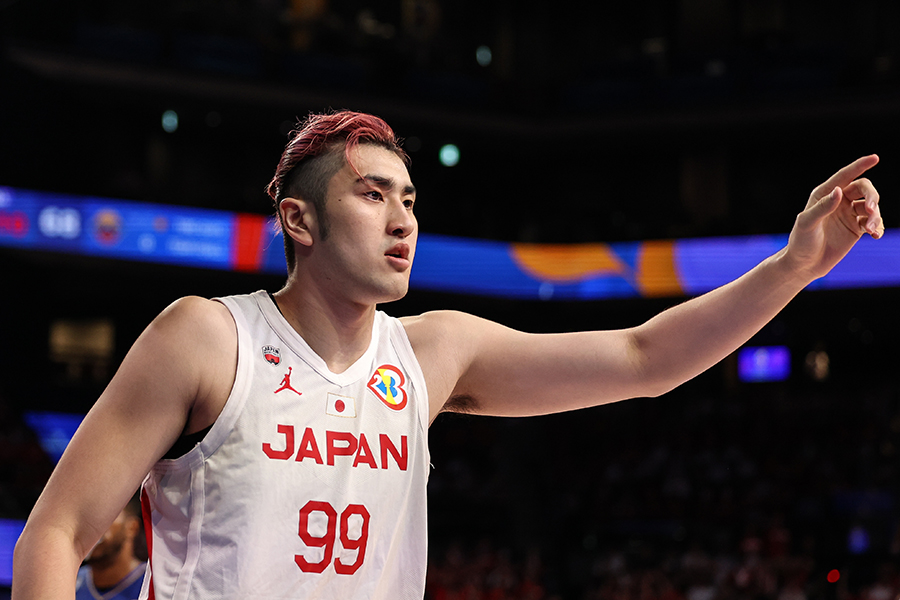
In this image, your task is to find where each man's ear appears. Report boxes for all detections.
[279,197,317,247]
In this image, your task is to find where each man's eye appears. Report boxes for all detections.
[403,199,415,209]
[364,190,383,201]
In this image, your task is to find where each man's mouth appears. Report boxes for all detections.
[385,244,409,260]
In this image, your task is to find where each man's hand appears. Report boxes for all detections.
[784,154,884,282]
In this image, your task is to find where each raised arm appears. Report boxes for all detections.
[12,296,236,600]
[407,155,883,420]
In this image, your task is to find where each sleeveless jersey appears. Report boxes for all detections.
[139,291,430,600]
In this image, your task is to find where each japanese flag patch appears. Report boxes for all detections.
[326,393,357,418]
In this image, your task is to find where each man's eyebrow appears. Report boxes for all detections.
[361,175,416,195]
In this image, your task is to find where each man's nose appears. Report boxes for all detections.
[388,200,415,237]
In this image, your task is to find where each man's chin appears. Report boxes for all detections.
[376,283,409,305]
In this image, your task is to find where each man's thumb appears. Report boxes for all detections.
[808,186,842,222]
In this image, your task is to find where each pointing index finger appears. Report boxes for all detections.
[813,154,880,199]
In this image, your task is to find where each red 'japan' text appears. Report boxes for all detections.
[262,425,408,471]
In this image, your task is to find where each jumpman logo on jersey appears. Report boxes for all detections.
[274,367,302,396]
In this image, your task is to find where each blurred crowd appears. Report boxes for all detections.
[423,530,900,600]
[425,380,900,599]
[0,398,53,521]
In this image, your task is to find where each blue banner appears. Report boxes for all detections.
[2,186,898,300]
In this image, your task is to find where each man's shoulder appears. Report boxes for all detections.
[399,311,498,416]
[400,309,472,336]
[138,296,238,426]
[144,295,237,354]
[166,294,230,314]
[400,310,494,354]
[161,295,234,328]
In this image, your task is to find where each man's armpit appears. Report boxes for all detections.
[441,393,479,414]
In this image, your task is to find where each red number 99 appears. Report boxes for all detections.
[295,501,370,575]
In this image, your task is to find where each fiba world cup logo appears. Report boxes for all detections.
[367,364,408,411]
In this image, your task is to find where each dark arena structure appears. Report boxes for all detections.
[3,1,900,599]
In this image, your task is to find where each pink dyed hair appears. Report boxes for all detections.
[266,109,408,203]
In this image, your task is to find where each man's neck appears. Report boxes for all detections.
[273,280,377,373]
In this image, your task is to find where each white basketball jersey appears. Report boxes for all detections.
[139,291,430,600]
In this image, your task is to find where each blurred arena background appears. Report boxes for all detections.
[2,1,900,598]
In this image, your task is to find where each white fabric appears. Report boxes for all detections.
[140,291,430,599]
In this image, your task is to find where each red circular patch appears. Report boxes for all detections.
[334,399,345,413]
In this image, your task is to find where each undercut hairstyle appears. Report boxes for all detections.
[266,110,409,271]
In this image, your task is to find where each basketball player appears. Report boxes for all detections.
[12,111,884,599]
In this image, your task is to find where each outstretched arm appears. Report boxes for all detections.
[12,297,236,600]
[407,156,883,420]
